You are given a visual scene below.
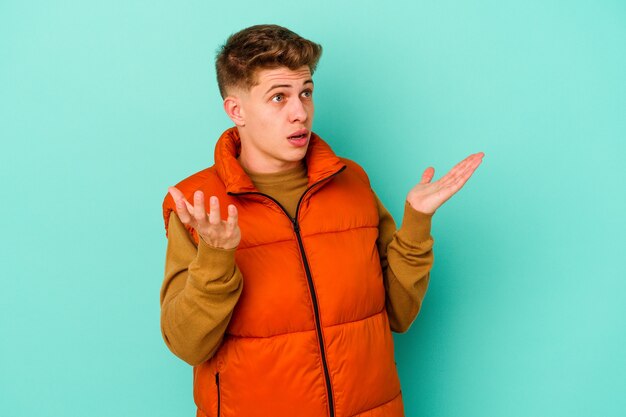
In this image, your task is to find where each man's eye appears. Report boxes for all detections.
[301,90,313,98]
[272,94,284,102]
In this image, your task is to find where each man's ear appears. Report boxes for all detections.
[223,95,245,127]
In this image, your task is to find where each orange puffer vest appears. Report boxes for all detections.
[162,127,404,417]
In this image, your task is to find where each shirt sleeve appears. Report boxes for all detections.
[375,195,435,333]
[160,211,243,365]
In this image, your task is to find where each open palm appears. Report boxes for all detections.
[407,152,484,214]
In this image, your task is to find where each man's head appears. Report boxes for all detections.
[215,25,323,173]
[216,24,322,99]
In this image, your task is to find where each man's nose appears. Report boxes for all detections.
[288,98,308,123]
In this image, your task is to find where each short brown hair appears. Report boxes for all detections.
[215,24,323,98]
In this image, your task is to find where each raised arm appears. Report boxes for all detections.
[160,188,243,365]
[380,151,484,332]
[377,196,434,332]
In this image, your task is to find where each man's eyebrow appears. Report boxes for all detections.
[265,79,314,95]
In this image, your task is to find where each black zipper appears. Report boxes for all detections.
[215,372,221,417]
[228,165,345,417]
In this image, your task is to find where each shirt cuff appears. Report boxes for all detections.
[188,237,238,285]
[397,201,433,243]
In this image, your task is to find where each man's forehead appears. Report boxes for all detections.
[225,66,312,98]
[253,66,312,87]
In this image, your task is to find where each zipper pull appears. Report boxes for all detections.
[292,219,300,233]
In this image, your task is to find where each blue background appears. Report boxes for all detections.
[1,1,625,416]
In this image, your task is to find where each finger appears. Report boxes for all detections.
[449,155,480,183]
[168,186,184,200]
[226,204,238,229]
[436,156,472,185]
[447,155,483,192]
[208,196,221,225]
[193,191,208,224]
[460,155,483,181]
[419,167,435,184]
[169,187,192,224]
[457,153,484,180]
[183,199,195,216]
[177,200,193,224]
[439,153,481,186]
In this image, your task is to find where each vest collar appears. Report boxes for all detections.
[214,127,346,194]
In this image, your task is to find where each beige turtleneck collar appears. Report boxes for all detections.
[242,162,309,218]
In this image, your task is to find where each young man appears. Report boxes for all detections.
[160,24,483,417]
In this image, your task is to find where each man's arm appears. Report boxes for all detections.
[160,211,243,365]
[376,195,434,333]
[378,151,484,331]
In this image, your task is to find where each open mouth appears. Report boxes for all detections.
[288,129,309,140]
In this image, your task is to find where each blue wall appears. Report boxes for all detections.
[1,1,624,416]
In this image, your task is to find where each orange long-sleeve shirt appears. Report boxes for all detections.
[160,162,434,365]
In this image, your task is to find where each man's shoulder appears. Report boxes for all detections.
[171,165,221,193]
[161,165,223,208]
[337,157,371,186]
[161,165,224,235]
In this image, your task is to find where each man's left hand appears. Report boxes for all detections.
[406,152,485,215]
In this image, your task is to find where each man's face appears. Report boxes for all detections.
[228,66,314,174]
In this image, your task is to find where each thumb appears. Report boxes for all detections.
[420,167,435,184]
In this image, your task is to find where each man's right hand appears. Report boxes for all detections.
[168,186,241,250]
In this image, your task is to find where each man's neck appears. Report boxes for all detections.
[237,153,304,175]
